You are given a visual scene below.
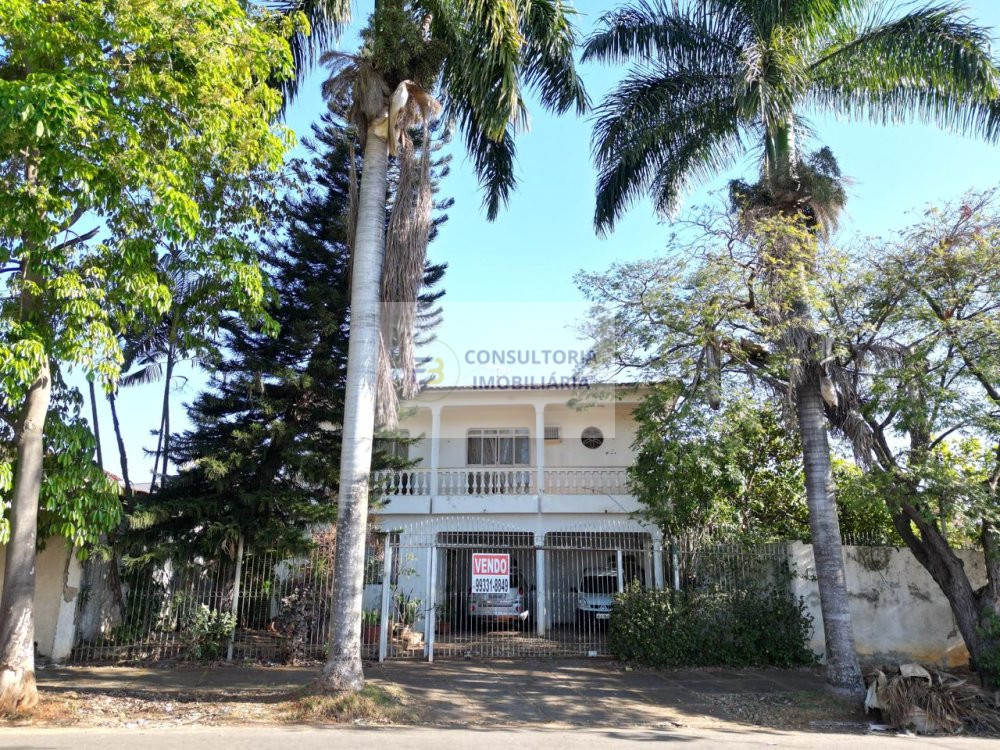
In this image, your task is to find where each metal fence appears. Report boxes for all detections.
[70,526,795,664]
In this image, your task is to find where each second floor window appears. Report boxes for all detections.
[375,430,410,462]
[467,428,530,466]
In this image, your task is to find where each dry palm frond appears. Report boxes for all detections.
[866,664,1000,735]
[375,82,441,426]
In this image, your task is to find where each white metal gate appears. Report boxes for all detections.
[370,518,661,660]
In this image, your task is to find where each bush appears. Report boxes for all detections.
[182,605,237,661]
[609,581,814,668]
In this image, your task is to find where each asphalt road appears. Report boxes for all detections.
[0,726,995,749]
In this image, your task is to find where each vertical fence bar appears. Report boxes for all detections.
[615,548,624,594]
[427,544,437,662]
[378,543,393,662]
[535,543,546,636]
[423,544,433,659]
[226,535,245,662]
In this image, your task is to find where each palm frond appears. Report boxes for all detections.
[429,0,586,219]
[582,0,745,67]
[119,362,165,389]
[462,118,517,221]
[519,0,589,115]
[809,3,1000,139]
[592,64,744,231]
[260,0,352,103]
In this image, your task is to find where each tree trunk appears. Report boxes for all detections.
[0,359,52,713]
[108,391,132,495]
[320,128,390,693]
[797,376,864,697]
[88,379,103,470]
[150,342,174,492]
[888,501,1000,687]
[764,118,862,697]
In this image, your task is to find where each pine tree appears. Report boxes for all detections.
[124,110,447,562]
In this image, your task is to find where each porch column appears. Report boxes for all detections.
[534,402,545,494]
[429,405,441,497]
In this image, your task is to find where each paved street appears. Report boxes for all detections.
[0,726,997,749]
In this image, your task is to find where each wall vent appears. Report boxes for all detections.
[544,426,561,440]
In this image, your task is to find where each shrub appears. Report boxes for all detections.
[182,605,237,661]
[609,581,814,668]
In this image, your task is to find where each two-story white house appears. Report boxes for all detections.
[368,383,664,653]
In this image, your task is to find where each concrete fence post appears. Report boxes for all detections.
[378,544,394,662]
[226,534,244,662]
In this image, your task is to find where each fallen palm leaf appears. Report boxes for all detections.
[865,664,1000,735]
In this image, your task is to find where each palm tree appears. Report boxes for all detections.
[319,0,587,692]
[585,0,1000,696]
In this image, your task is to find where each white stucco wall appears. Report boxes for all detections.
[0,536,82,660]
[788,541,985,667]
[393,388,641,470]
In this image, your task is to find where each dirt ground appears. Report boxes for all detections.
[3,659,873,734]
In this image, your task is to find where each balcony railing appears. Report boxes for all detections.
[543,468,629,495]
[376,467,629,496]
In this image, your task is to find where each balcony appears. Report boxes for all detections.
[374,467,636,515]
[377,467,628,496]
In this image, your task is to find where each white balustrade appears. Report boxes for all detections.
[376,467,629,497]
[543,468,629,495]
[375,468,432,496]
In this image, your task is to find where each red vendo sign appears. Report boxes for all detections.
[472,553,509,576]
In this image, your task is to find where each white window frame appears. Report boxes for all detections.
[466,427,531,466]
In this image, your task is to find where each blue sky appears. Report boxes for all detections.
[89,0,1000,481]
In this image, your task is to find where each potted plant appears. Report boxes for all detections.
[361,608,381,644]
[435,601,453,635]
[393,592,424,648]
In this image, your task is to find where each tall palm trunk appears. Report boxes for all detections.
[796,376,863,695]
[108,391,132,495]
[0,332,51,713]
[768,123,863,696]
[88,379,104,470]
[320,127,390,692]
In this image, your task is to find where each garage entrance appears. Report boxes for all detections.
[375,522,660,660]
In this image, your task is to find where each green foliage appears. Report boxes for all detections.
[119,112,446,562]
[609,580,814,668]
[630,392,809,541]
[976,613,1000,689]
[585,0,1000,231]
[342,0,587,220]
[181,605,236,661]
[0,0,296,548]
[0,379,120,550]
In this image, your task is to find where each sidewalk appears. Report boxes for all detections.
[36,659,848,729]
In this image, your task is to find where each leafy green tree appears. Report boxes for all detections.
[585,0,1000,695]
[320,0,587,692]
[0,0,293,713]
[122,110,447,563]
[630,391,810,541]
[630,388,898,543]
[826,192,1000,686]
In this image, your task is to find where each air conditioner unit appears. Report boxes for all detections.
[544,426,561,441]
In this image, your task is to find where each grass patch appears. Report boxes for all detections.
[286,683,420,725]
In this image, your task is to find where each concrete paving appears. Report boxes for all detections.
[1,726,997,750]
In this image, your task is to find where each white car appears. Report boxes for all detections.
[468,569,531,624]
[575,568,619,624]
